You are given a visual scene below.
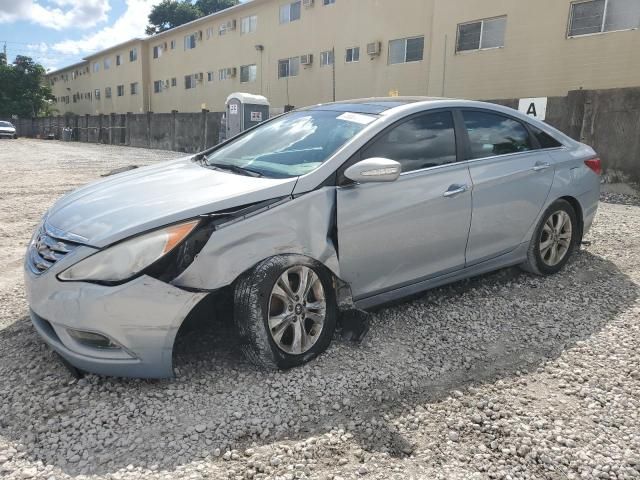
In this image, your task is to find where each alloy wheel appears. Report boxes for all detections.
[268,266,326,355]
[539,210,573,267]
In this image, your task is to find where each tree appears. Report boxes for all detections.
[146,0,239,35]
[0,56,55,118]
[195,0,238,15]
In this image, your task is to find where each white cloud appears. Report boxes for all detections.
[51,0,162,56]
[0,0,111,30]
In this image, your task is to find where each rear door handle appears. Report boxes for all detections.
[443,184,469,198]
[532,162,551,172]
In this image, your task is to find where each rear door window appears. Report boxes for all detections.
[529,125,563,149]
[462,110,533,159]
[361,111,457,173]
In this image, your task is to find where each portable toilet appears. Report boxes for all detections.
[225,93,270,138]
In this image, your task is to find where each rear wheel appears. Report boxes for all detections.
[234,255,337,369]
[522,199,578,275]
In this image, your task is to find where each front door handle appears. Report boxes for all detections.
[532,162,551,172]
[443,184,469,198]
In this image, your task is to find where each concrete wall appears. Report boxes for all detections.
[488,87,640,181]
[9,87,640,179]
[7,111,224,155]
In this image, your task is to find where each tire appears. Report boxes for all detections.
[234,255,337,369]
[521,199,578,276]
[13,134,17,139]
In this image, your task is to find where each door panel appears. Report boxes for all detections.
[337,164,473,299]
[459,109,555,265]
[466,151,554,264]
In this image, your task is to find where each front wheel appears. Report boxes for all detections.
[234,255,337,369]
[521,199,578,276]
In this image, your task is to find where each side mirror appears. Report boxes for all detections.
[344,158,402,184]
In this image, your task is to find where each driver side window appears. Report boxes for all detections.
[361,111,457,174]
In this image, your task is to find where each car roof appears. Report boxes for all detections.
[303,97,447,115]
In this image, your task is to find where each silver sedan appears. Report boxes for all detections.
[24,98,600,378]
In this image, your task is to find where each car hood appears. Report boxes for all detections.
[0,127,15,132]
[45,157,298,247]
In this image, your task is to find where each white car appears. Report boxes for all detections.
[0,121,17,139]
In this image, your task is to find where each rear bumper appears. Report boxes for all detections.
[25,269,207,378]
[578,185,600,236]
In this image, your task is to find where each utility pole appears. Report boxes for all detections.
[1,42,7,65]
[332,47,336,102]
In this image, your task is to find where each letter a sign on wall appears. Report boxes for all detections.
[518,97,548,121]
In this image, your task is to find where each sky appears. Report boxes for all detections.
[0,0,241,72]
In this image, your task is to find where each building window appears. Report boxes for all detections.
[170,40,176,49]
[219,68,233,80]
[278,57,300,78]
[185,74,197,89]
[207,71,215,82]
[171,77,177,86]
[153,45,163,59]
[323,0,335,4]
[388,36,424,64]
[320,50,334,67]
[104,58,111,69]
[105,87,112,98]
[153,80,163,93]
[129,48,138,62]
[184,34,197,50]
[280,1,301,24]
[241,15,258,34]
[569,0,640,36]
[130,82,139,95]
[345,47,360,63]
[116,55,121,66]
[117,85,124,97]
[456,16,507,52]
[206,27,215,39]
[93,62,99,73]
[94,89,101,100]
[240,64,257,83]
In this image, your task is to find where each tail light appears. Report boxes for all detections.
[584,157,602,176]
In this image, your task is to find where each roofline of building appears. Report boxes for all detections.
[83,38,145,60]
[149,0,269,41]
[45,0,266,77]
[46,60,88,76]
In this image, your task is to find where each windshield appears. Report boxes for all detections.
[0,121,13,128]
[205,110,377,178]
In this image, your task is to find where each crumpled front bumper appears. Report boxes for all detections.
[25,264,207,378]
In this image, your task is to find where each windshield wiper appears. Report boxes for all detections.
[207,162,264,178]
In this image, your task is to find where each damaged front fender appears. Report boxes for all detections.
[172,188,343,293]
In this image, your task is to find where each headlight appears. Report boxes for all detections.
[58,220,199,283]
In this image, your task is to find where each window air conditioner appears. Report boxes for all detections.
[367,41,381,56]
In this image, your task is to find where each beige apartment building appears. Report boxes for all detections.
[46,0,640,115]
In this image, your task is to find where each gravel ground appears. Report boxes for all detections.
[1,139,639,480]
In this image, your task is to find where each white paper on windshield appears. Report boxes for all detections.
[337,112,376,125]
